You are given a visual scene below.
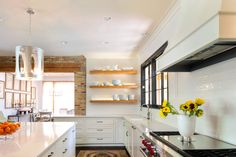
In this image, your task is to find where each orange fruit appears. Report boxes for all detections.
[10,125,16,133]
[5,127,11,134]
[0,128,4,135]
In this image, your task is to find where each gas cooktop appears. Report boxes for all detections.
[150,131,236,157]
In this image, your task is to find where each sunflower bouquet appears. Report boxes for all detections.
[160,98,205,118]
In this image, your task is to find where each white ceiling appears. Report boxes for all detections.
[0,0,175,58]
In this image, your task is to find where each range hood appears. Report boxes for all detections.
[163,40,236,72]
[158,1,236,72]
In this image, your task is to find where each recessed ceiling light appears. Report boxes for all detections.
[61,41,68,45]
[103,41,110,44]
[104,16,112,22]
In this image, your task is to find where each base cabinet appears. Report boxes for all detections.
[38,126,76,157]
[53,117,124,145]
[123,121,143,157]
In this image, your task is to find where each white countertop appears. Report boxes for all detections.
[0,122,75,157]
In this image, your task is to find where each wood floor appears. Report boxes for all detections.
[76,147,129,157]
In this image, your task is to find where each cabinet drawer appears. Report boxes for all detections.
[86,128,113,134]
[85,119,114,125]
[77,137,114,143]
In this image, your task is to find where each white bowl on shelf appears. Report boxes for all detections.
[112,80,121,86]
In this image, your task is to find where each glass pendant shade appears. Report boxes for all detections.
[15,46,44,80]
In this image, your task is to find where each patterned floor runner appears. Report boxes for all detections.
[77,150,129,157]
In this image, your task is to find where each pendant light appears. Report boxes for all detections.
[15,8,44,80]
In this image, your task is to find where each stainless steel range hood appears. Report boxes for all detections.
[163,40,236,72]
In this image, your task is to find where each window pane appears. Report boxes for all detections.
[149,79,152,92]
[156,90,161,106]
[145,80,149,92]
[156,59,159,72]
[145,67,149,80]
[150,92,152,105]
[164,88,168,100]
[149,65,152,78]
[164,73,168,88]
[42,82,54,112]
[145,92,149,104]
[54,82,74,115]
[156,73,162,90]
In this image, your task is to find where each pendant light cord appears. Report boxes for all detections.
[27,8,34,44]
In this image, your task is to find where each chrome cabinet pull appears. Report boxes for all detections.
[126,131,128,136]
[48,152,54,157]
[97,129,103,131]
[62,138,67,142]
[97,138,103,140]
[62,149,67,154]
[97,120,103,123]
[132,126,136,130]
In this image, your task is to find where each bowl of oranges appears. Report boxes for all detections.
[0,121,21,140]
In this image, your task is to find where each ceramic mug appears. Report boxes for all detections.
[113,94,120,100]
[128,94,135,100]
[119,94,128,100]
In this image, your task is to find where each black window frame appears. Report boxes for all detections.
[141,41,169,109]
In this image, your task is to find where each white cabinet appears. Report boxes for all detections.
[53,117,123,145]
[38,126,76,157]
[123,120,143,157]
[39,144,59,157]
[132,126,143,157]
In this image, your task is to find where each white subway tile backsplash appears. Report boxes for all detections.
[148,57,236,145]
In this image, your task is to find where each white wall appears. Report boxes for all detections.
[0,73,17,117]
[86,58,140,115]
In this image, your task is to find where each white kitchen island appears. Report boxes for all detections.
[0,122,76,157]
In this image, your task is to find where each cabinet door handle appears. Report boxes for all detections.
[48,152,54,157]
[97,121,103,123]
[97,138,103,140]
[97,129,103,131]
[62,149,68,154]
[62,138,67,142]
[126,131,128,137]
[132,126,136,130]
[72,130,75,133]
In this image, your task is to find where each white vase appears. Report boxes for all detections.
[177,114,196,141]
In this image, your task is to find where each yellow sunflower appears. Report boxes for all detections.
[195,98,205,106]
[162,107,171,113]
[160,109,167,118]
[196,109,204,117]
[187,102,198,112]
[185,100,194,105]
[162,100,168,107]
[180,104,189,111]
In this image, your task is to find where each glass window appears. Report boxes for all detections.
[42,81,74,115]
[141,62,169,108]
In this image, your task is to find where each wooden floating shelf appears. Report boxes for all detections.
[90,70,137,75]
[89,85,138,89]
[90,100,138,103]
